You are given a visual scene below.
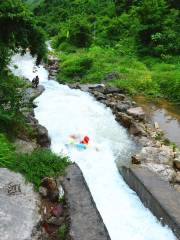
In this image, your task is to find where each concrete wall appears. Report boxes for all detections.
[120,166,180,239]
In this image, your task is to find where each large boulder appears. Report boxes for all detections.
[0,168,40,240]
[135,145,174,165]
[116,100,133,113]
[127,107,145,120]
[104,86,122,94]
[23,85,45,103]
[93,91,106,101]
[35,124,51,148]
[14,139,37,154]
[115,112,133,128]
[129,122,147,136]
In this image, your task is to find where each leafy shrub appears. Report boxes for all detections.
[59,53,93,83]
[0,72,28,134]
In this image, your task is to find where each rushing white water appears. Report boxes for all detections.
[10,53,176,240]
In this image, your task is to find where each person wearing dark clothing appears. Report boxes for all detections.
[32,75,39,88]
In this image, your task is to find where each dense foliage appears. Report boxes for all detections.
[0,0,47,69]
[0,0,47,133]
[27,0,180,103]
[30,0,180,57]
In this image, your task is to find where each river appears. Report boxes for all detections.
[10,53,177,240]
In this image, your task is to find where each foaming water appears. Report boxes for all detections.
[11,53,176,240]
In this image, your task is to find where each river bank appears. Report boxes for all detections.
[134,96,180,148]
[5,56,70,240]
[68,83,180,189]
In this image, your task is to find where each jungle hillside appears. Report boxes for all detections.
[25,0,180,104]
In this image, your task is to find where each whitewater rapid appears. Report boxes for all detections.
[10,53,176,240]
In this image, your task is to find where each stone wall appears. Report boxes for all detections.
[120,166,180,239]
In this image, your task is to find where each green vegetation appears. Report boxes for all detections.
[58,224,68,240]
[0,134,70,190]
[29,0,179,104]
[0,0,47,134]
[0,72,28,135]
[0,0,47,69]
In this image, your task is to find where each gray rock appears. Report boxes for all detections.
[116,101,132,112]
[36,124,51,148]
[80,84,105,93]
[104,86,122,94]
[63,164,110,240]
[14,139,37,154]
[23,85,45,103]
[137,145,174,165]
[127,107,145,120]
[115,112,133,128]
[114,93,126,101]
[93,91,106,101]
[0,168,40,240]
[129,122,147,136]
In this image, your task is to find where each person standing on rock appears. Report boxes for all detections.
[32,75,39,88]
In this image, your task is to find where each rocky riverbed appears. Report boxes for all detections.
[67,83,180,192]
[13,79,51,154]
[46,54,180,189]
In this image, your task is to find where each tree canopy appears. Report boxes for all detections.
[0,0,47,69]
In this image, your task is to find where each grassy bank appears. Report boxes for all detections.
[0,133,70,190]
[56,46,180,104]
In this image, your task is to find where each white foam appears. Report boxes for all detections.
[11,53,176,240]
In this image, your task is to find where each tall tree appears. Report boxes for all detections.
[0,0,47,69]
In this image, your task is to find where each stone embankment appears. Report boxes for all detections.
[121,166,180,239]
[62,163,111,240]
[68,83,180,192]
[14,79,51,154]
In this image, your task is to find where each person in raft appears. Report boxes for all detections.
[68,135,90,150]
[76,136,90,150]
